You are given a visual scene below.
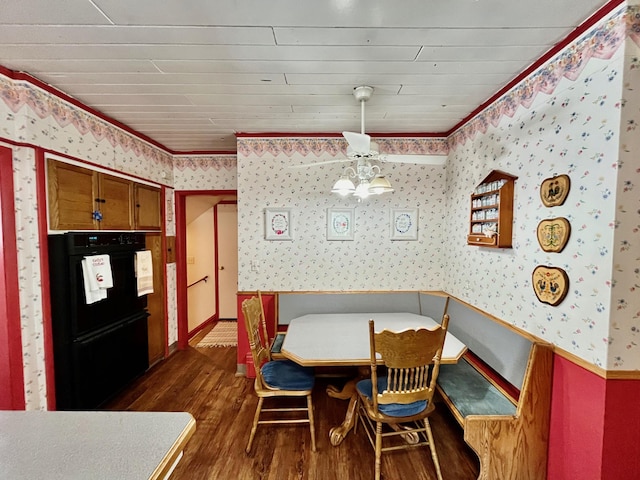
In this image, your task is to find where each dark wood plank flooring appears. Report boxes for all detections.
[106,330,479,480]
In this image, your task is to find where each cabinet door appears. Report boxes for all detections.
[98,174,134,230]
[48,159,99,230]
[134,184,162,230]
[145,233,165,366]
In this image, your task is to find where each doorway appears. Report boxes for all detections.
[175,190,237,348]
[216,202,238,320]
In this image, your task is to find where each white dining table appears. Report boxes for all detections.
[280,312,466,446]
[281,312,467,366]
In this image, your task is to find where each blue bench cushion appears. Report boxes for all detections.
[356,377,427,417]
[437,358,517,418]
[261,359,314,390]
[271,333,286,354]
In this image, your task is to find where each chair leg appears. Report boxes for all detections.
[307,394,317,452]
[246,397,264,454]
[375,421,383,480]
[424,418,443,480]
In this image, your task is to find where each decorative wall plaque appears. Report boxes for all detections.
[327,208,354,241]
[537,217,571,253]
[391,208,418,240]
[264,208,293,240]
[532,266,569,306]
[540,174,571,207]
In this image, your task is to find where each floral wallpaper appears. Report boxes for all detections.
[444,5,640,370]
[608,34,640,369]
[237,138,448,292]
[0,74,174,184]
[173,155,237,191]
[0,2,638,410]
[10,145,47,410]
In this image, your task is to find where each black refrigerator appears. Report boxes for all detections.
[48,232,150,410]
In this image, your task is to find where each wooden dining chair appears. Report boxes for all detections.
[242,296,317,453]
[355,314,450,480]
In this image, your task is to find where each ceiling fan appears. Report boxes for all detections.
[290,85,447,198]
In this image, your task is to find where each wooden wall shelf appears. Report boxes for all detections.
[468,170,517,248]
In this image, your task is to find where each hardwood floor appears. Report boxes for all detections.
[107,339,480,480]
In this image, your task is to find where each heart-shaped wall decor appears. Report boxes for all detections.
[532,266,569,306]
[540,174,570,207]
[537,217,571,252]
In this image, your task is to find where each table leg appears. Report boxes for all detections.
[329,394,358,446]
[326,371,366,446]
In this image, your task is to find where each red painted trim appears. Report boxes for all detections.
[213,205,220,321]
[174,191,189,350]
[236,131,445,139]
[173,189,236,197]
[174,150,236,156]
[160,187,170,359]
[188,315,216,339]
[465,350,521,402]
[446,0,626,137]
[0,65,176,154]
[0,145,26,409]
[35,148,57,410]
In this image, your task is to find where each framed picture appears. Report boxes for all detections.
[390,208,418,240]
[265,208,293,240]
[327,208,355,241]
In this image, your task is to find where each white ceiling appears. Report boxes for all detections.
[0,0,610,152]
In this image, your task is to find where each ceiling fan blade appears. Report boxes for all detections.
[287,158,352,169]
[379,154,447,165]
[342,131,370,154]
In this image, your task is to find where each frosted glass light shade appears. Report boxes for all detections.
[331,177,355,196]
[353,181,372,199]
[369,176,394,195]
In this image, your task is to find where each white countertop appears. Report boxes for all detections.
[281,312,467,366]
[0,410,195,480]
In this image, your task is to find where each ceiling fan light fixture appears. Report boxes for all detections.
[331,176,356,196]
[368,175,394,195]
[353,181,372,199]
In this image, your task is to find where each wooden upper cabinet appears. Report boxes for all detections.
[48,158,161,232]
[134,184,162,231]
[98,175,134,230]
[48,159,99,230]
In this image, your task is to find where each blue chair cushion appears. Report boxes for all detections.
[261,360,315,390]
[357,377,427,417]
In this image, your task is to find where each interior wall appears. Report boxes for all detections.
[443,11,626,369]
[186,206,216,332]
[236,141,448,292]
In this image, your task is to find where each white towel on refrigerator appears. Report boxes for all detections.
[81,254,113,304]
[135,250,154,296]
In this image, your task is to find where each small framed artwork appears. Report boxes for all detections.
[391,208,418,240]
[265,208,293,240]
[327,208,355,241]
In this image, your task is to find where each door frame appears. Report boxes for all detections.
[0,145,25,409]
[175,190,236,349]
[214,200,238,320]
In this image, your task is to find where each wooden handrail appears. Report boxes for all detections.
[187,275,208,289]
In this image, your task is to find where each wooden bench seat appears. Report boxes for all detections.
[267,291,553,478]
[437,337,553,479]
